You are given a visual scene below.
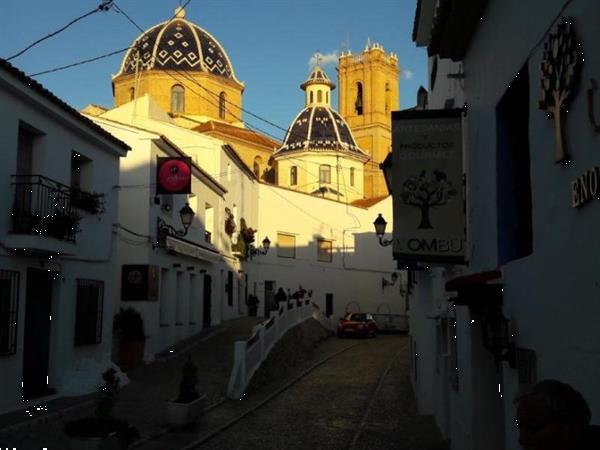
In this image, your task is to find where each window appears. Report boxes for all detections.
[290,166,298,185]
[496,63,532,265]
[129,87,135,101]
[219,92,226,119]
[253,156,263,179]
[277,232,296,258]
[319,164,331,184]
[326,91,329,104]
[71,151,92,190]
[74,279,104,346]
[317,239,332,262]
[385,82,390,113]
[171,85,185,113]
[227,271,233,306]
[350,167,355,187]
[317,90,323,103]
[0,270,19,356]
[204,203,213,243]
[310,91,314,103]
[355,82,363,115]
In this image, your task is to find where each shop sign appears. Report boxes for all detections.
[391,109,465,264]
[572,166,600,208]
[156,157,192,194]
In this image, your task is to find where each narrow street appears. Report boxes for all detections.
[138,334,448,450]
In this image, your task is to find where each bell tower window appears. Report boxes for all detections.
[129,87,135,101]
[317,90,323,103]
[171,84,185,113]
[219,92,226,119]
[355,82,363,115]
[310,91,314,104]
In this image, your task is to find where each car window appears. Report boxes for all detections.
[350,313,367,321]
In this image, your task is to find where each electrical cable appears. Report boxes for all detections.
[6,0,115,61]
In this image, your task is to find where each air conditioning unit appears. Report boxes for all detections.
[121,265,159,301]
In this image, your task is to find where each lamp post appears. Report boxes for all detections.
[156,202,195,243]
[373,214,393,247]
[249,236,271,258]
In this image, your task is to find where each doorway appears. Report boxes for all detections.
[326,293,333,317]
[264,281,275,316]
[202,274,212,328]
[22,269,53,399]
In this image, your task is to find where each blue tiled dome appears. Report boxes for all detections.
[275,106,367,159]
[117,12,238,82]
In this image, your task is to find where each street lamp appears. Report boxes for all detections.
[382,272,398,292]
[249,236,271,257]
[373,214,393,247]
[482,305,516,370]
[157,202,195,240]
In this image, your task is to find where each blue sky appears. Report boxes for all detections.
[2,0,426,141]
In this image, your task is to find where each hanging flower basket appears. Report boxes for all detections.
[224,208,236,237]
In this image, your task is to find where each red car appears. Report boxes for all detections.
[337,313,378,338]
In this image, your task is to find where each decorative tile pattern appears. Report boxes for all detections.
[119,19,234,80]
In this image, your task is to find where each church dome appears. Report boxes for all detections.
[274,106,368,160]
[116,8,238,82]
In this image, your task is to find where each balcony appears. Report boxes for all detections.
[5,175,80,254]
[205,230,212,244]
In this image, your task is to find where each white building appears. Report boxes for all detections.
[0,59,129,414]
[403,1,600,449]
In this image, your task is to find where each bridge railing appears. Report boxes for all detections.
[227,298,315,399]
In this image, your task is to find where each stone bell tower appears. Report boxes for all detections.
[338,42,399,198]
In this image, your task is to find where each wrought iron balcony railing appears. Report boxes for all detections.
[204,230,212,243]
[11,174,81,242]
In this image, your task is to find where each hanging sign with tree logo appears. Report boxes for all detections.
[391,109,465,264]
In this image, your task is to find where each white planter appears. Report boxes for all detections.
[166,394,207,428]
[69,433,126,450]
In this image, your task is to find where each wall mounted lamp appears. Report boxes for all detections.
[157,202,195,239]
[382,272,398,292]
[373,214,393,247]
[248,236,271,258]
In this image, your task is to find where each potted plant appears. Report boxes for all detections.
[167,357,206,428]
[65,368,139,449]
[42,211,81,240]
[224,207,236,237]
[71,187,106,215]
[114,308,146,371]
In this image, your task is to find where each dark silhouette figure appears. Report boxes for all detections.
[515,379,600,450]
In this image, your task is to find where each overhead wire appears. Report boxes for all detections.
[6,0,115,61]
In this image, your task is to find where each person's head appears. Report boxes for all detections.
[515,379,591,450]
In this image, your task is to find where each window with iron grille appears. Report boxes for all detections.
[74,279,103,346]
[0,270,20,356]
[317,239,332,262]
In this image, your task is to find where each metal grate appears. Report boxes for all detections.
[0,270,20,356]
[74,279,104,346]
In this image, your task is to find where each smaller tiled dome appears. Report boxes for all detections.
[274,106,368,160]
[300,66,335,90]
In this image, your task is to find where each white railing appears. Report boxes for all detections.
[227,299,316,399]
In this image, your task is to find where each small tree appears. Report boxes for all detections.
[539,17,583,163]
[400,170,457,229]
[176,357,200,403]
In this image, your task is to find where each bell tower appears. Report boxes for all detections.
[338,42,399,197]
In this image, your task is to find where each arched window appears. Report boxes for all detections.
[326,91,329,104]
[385,83,390,113]
[350,167,355,186]
[171,84,185,113]
[253,156,263,179]
[310,91,314,103]
[290,166,298,186]
[317,90,323,103]
[129,87,135,101]
[319,164,331,184]
[355,82,363,115]
[219,92,226,119]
